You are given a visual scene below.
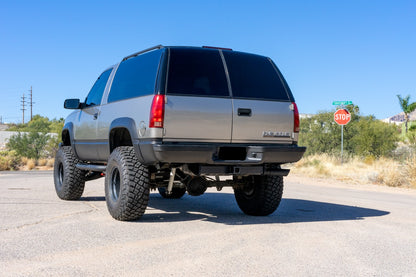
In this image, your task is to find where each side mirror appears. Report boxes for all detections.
[64,99,81,109]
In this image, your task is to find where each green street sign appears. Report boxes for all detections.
[332,101,353,106]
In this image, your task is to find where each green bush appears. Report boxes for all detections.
[6,132,50,160]
[5,115,64,160]
[350,117,398,157]
[299,107,399,157]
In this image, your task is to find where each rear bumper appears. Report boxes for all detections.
[136,140,306,165]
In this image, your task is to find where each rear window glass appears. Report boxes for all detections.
[167,48,229,97]
[108,50,162,103]
[223,51,290,101]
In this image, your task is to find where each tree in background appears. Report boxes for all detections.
[350,117,398,157]
[397,94,416,133]
[299,106,399,158]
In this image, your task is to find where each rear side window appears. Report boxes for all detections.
[85,69,112,107]
[223,51,290,101]
[108,50,162,103]
[167,48,229,97]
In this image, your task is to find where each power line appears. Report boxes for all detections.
[21,93,26,124]
[29,86,34,121]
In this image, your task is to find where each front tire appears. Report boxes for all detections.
[234,175,284,216]
[105,146,150,221]
[53,146,85,200]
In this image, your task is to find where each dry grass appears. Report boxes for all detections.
[26,159,36,170]
[292,154,414,188]
[406,157,416,188]
[0,152,54,171]
[37,158,47,166]
[0,150,21,171]
[46,158,55,167]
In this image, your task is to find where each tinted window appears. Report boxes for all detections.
[167,48,229,97]
[223,51,290,101]
[108,50,162,103]
[85,69,112,107]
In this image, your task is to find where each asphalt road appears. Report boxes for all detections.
[1,171,415,276]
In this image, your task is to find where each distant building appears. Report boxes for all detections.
[299,113,314,119]
[382,110,416,125]
[0,124,8,131]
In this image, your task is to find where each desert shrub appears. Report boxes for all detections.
[44,134,60,158]
[350,117,398,157]
[46,158,55,167]
[6,132,50,160]
[0,150,21,171]
[407,125,416,146]
[406,156,416,188]
[37,158,47,166]
[363,155,376,165]
[6,115,63,160]
[26,159,36,170]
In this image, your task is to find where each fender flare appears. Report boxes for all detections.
[109,117,145,162]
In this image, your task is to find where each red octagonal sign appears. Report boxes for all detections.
[334,109,351,125]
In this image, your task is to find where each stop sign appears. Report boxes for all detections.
[334,109,351,125]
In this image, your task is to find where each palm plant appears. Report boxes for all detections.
[397,94,416,133]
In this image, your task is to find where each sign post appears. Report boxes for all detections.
[333,102,352,164]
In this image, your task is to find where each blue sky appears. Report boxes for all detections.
[0,0,415,123]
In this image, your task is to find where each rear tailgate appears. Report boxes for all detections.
[222,50,296,144]
[232,99,294,143]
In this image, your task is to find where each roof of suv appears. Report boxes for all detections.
[121,45,272,62]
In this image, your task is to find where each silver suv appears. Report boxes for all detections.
[54,45,306,221]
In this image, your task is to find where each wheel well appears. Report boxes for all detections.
[62,129,71,146]
[110,128,133,153]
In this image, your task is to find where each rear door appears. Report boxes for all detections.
[222,51,295,144]
[163,48,232,143]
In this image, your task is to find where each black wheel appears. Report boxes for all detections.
[53,146,85,200]
[234,175,284,216]
[158,187,186,199]
[105,146,150,221]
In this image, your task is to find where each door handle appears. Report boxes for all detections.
[93,113,99,120]
[238,108,252,117]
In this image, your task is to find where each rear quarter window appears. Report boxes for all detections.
[223,51,291,101]
[108,50,162,103]
[167,48,229,97]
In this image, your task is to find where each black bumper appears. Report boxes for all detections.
[135,140,306,165]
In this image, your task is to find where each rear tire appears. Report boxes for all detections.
[158,187,186,199]
[105,146,150,221]
[234,175,284,216]
[53,146,85,200]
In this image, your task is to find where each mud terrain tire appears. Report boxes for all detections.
[105,146,150,221]
[234,175,283,216]
[54,146,86,200]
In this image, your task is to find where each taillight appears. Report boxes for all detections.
[149,95,165,128]
[293,102,300,133]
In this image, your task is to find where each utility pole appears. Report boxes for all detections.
[29,86,33,121]
[21,94,26,124]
